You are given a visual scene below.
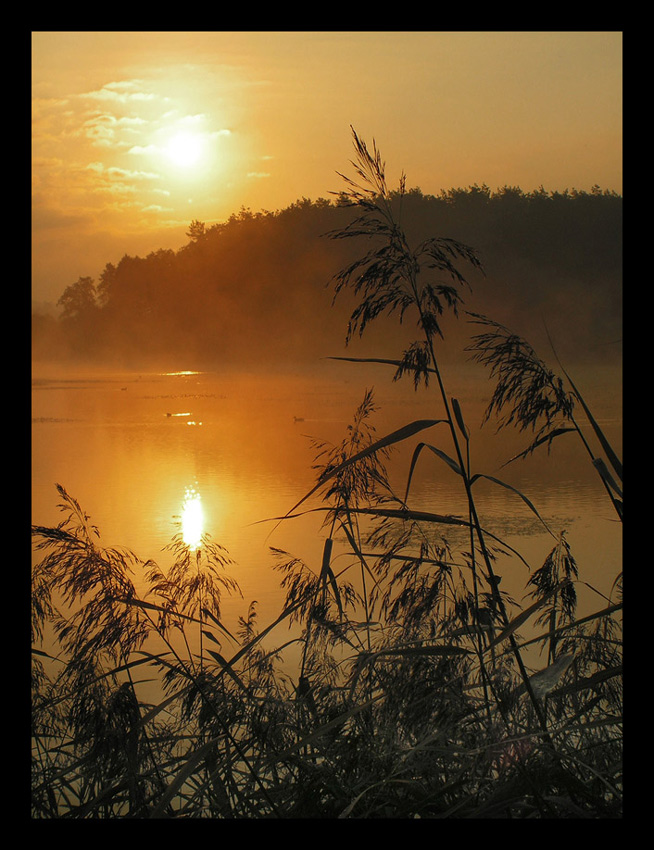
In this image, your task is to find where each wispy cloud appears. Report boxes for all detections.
[78,79,162,104]
[86,162,160,181]
[127,144,160,157]
[78,114,147,148]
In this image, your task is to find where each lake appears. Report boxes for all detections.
[32,359,622,659]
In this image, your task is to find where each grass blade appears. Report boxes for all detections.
[469,472,552,533]
[551,664,622,698]
[206,648,253,697]
[451,397,469,441]
[561,367,623,482]
[149,737,222,818]
[592,457,623,499]
[280,419,444,525]
[501,427,576,466]
[404,439,462,503]
[328,355,435,373]
[485,583,570,653]
[320,537,343,617]
[349,644,471,698]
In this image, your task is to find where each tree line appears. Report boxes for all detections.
[32,185,622,370]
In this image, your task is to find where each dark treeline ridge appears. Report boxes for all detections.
[32,184,622,370]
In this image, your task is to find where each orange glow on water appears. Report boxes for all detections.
[31,368,622,632]
[182,486,204,551]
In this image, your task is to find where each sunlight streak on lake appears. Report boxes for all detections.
[182,485,204,551]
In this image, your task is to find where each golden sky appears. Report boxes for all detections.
[32,31,622,305]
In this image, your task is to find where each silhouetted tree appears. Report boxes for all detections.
[57,276,98,322]
[97,263,117,308]
[55,276,100,357]
[186,219,206,242]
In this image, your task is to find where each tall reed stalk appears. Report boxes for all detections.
[326,129,559,737]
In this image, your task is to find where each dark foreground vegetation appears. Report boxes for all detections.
[32,131,622,818]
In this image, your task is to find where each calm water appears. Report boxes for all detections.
[32,362,622,643]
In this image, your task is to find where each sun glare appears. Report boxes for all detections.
[182,486,204,550]
[165,132,205,168]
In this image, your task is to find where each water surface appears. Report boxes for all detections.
[32,363,622,642]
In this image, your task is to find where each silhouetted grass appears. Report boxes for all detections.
[31,129,621,818]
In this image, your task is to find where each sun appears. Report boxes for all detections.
[165,132,205,168]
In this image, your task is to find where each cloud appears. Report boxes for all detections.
[82,162,164,201]
[81,121,116,147]
[74,111,148,149]
[33,95,71,112]
[96,182,138,195]
[86,162,160,181]
[178,113,208,125]
[128,144,160,156]
[140,204,173,213]
[78,79,161,104]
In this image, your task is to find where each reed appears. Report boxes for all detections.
[31,130,622,818]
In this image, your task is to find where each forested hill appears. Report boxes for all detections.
[32,185,622,371]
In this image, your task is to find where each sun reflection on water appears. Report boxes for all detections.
[182,486,204,551]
